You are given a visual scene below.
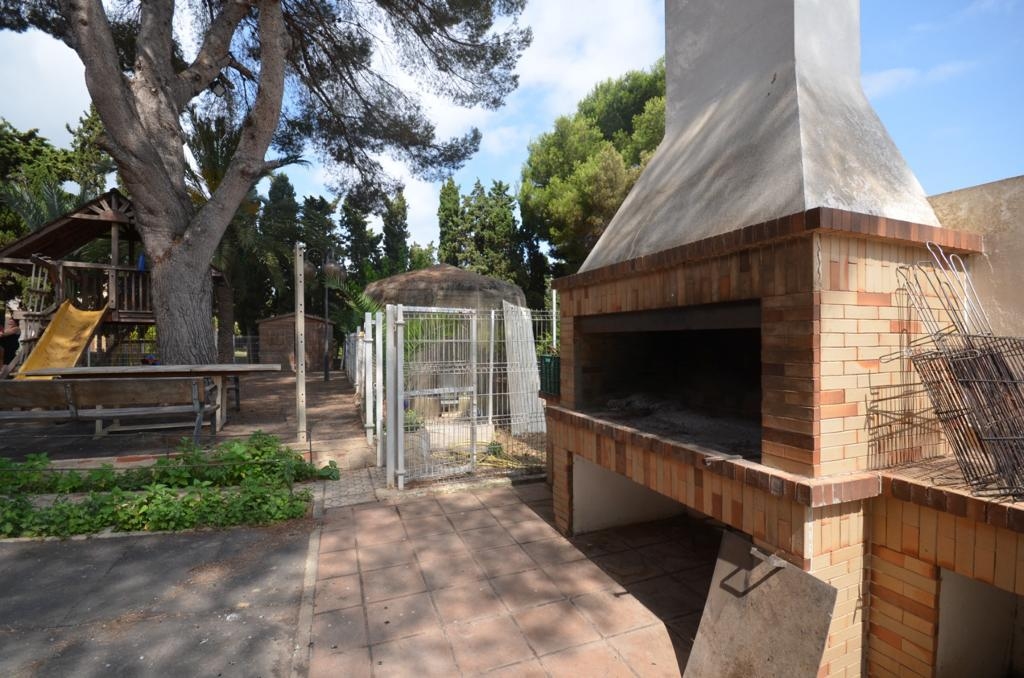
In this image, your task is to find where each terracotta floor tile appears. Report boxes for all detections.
[634,540,713,574]
[321,507,355,532]
[528,500,557,525]
[318,548,359,580]
[353,505,401,527]
[572,589,660,637]
[430,581,507,625]
[617,520,680,548]
[402,513,455,537]
[411,532,470,561]
[459,525,516,551]
[365,592,440,644]
[490,569,564,611]
[315,574,362,612]
[507,518,563,544]
[355,523,408,547]
[514,482,552,503]
[357,541,417,572]
[474,544,538,578]
[311,606,367,652]
[484,658,548,677]
[449,508,501,532]
[542,558,619,598]
[628,575,706,620]
[319,528,356,554]
[309,646,372,678]
[447,614,535,674]
[419,552,486,590]
[593,548,666,585]
[396,498,445,519]
[437,492,486,514]
[571,530,633,558]
[489,502,542,527]
[608,623,685,678]
[473,486,524,508]
[362,563,426,603]
[514,600,601,656]
[521,537,586,566]
[540,641,633,678]
[370,629,457,678]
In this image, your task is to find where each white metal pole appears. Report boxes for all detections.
[294,242,308,442]
[551,288,558,353]
[364,312,374,445]
[488,309,495,426]
[385,304,396,487]
[470,310,478,471]
[395,305,406,491]
[374,310,384,467]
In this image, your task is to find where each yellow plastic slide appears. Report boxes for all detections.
[15,301,107,380]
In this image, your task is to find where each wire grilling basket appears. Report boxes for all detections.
[900,243,1024,498]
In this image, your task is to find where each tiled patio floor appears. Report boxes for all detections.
[308,481,722,677]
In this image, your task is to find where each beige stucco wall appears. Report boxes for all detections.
[929,175,1024,335]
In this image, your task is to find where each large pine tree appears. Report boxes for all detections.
[1,1,530,362]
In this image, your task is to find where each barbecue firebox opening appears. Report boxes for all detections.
[576,302,762,461]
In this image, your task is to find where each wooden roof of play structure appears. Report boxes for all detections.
[364,264,527,310]
[0,189,141,270]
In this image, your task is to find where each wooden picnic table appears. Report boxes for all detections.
[21,363,282,431]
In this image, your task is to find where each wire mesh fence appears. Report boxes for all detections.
[370,303,556,488]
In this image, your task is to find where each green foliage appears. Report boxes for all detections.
[437,177,465,266]
[381,190,411,275]
[404,408,425,431]
[408,241,437,271]
[519,60,666,275]
[339,198,381,290]
[0,432,337,538]
[436,177,547,305]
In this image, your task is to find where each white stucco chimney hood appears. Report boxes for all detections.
[580,0,941,273]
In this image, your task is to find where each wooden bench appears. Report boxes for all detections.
[0,377,219,442]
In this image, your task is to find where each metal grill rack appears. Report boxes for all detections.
[899,243,1024,498]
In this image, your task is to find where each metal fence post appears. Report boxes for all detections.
[364,312,373,445]
[470,309,478,470]
[395,305,406,491]
[488,309,495,426]
[385,304,396,487]
[551,289,558,353]
[294,242,308,442]
[374,310,384,467]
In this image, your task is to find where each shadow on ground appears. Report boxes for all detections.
[0,519,313,678]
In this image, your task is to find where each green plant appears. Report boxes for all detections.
[404,408,425,431]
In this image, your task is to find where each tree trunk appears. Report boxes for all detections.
[150,253,216,364]
[214,280,235,363]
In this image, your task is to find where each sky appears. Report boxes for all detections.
[0,0,1021,252]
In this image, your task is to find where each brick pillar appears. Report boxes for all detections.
[866,545,940,676]
[552,444,573,536]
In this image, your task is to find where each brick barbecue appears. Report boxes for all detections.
[545,1,1024,676]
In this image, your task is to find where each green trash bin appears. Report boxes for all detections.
[539,355,560,396]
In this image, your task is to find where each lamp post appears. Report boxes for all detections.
[306,250,345,382]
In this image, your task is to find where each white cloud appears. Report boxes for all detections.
[863,60,978,99]
[516,0,664,117]
[0,31,89,145]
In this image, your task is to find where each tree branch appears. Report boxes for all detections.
[58,0,144,173]
[174,0,251,108]
[138,1,176,84]
[188,0,288,261]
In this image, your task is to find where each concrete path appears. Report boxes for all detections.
[304,481,719,677]
[0,521,313,677]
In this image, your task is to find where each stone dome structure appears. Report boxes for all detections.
[364,264,526,310]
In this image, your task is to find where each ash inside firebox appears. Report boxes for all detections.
[589,393,761,460]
